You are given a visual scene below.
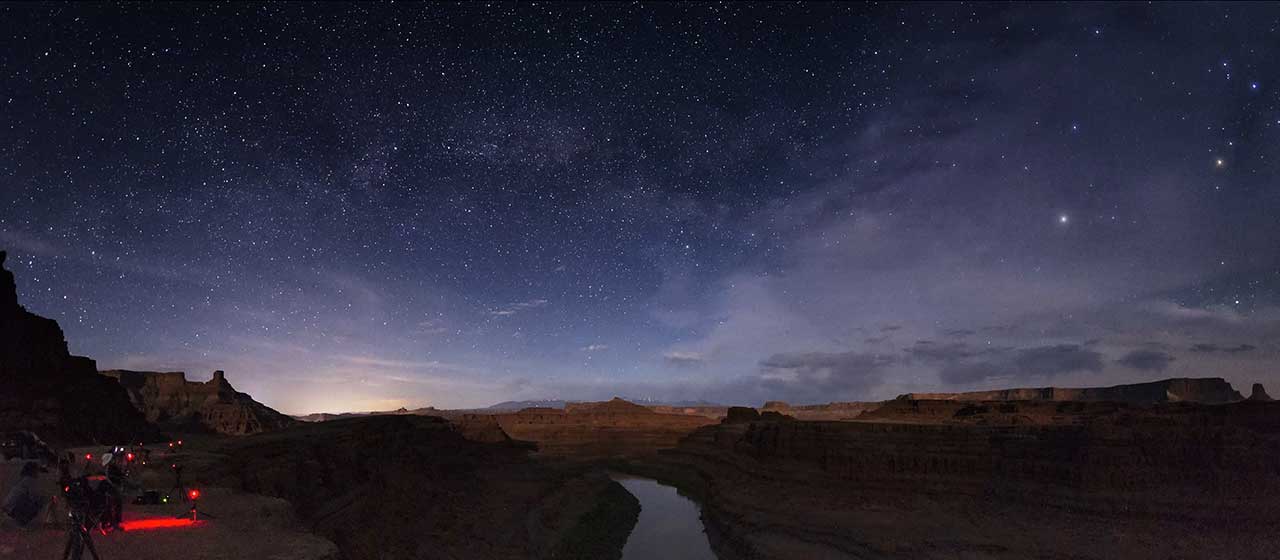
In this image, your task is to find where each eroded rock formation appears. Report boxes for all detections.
[0,250,158,444]
[100,369,296,435]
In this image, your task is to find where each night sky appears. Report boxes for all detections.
[2,3,1278,413]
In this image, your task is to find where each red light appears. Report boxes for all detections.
[120,518,196,531]
[168,442,174,448]
[126,453,135,462]
[63,486,70,493]
[188,489,200,501]
[85,453,93,461]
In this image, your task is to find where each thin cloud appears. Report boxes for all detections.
[663,351,705,366]
[489,298,549,316]
[1189,343,1257,354]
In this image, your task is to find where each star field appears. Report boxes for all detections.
[1,3,1278,412]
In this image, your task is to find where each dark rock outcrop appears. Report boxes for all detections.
[0,250,158,445]
[1249,383,1274,402]
[724,406,761,424]
[201,415,637,560]
[759,410,795,422]
[900,377,1244,404]
[100,369,295,435]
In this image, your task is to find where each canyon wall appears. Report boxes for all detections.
[101,368,296,435]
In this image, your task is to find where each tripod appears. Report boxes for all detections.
[179,489,216,522]
[61,511,102,560]
[169,465,185,502]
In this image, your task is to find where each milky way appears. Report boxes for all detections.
[2,3,1278,412]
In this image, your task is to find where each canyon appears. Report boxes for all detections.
[4,249,1279,559]
[622,391,1280,559]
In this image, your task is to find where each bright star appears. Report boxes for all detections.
[1058,214,1069,225]
[1215,158,1225,168]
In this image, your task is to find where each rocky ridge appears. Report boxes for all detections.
[100,369,296,435]
[455,397,716,458]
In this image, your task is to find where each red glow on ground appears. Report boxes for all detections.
[120,518,198,531]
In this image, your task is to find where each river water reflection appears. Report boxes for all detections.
[610,473,717,560]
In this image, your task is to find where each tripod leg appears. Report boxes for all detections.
[83,532,101,560]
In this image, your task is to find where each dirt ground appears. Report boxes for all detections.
[0,453,337,560]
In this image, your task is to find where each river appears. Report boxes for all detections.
[609,473,717,560]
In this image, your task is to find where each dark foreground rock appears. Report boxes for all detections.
[0,250,158,445]
[200,415,637,560]
[626,400,1280,559]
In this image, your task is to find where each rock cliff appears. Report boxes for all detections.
[0,250,158,444]
[900,377,1244,404]
[100,369,296,435]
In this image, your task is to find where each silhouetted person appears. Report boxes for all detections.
[3,462,45,527]
[100,454,124,530]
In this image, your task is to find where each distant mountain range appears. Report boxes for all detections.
[485,398,723,411]
[485,399,569,410]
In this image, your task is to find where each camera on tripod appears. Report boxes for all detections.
[61,476,105,560]
[62,477,101,519]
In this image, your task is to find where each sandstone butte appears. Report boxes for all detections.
[100,369,296,436]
